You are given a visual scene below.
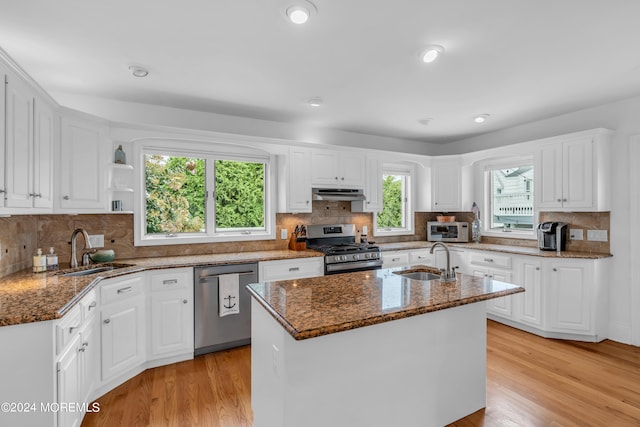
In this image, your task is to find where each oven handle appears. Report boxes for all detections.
[199,271,256,279]
[325,260,382,273]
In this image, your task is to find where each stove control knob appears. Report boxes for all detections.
[353,254,359,260]
[364,253,370,259]
[341,256,347,261]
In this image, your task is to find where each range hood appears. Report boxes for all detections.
[312,188,366,201]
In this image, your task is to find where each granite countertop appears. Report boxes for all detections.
[247,266,524,340]
[377,241,612,259]
[0,250,323,327]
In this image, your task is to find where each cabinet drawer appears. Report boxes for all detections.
[259,258,324,281]
[470,252,512,269]
[382,251,410,267]
[56,305,81,355]
[80,289,98,321]
[150,269,190,291]
[409,250,433,265]
[101,275,144,305]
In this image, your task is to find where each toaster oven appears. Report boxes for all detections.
[427,221,470,243]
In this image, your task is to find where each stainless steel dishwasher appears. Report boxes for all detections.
[194,263,258,356]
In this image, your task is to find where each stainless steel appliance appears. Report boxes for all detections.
[305,224,382,275]
[312,188,366,201]
[537,222,567,251]
[194,263,258,356]
[427,221,470,242]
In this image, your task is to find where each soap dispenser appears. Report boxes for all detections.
[33,248,47,273]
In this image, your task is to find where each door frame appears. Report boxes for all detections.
[629,135,640,346]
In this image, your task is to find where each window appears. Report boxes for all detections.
[375,165,413,236]
[485,162,534,234]
[136,141,273,246]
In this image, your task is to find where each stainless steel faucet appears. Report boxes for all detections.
[430,242,457,282]
[70,228,93,268]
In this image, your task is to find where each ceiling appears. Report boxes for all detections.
[2,0,640,144]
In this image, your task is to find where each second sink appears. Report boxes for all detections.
[395,271,441,281]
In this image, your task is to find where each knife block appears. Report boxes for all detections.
[289,235,307,251]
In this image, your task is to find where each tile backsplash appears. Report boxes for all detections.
[0,204,611,278]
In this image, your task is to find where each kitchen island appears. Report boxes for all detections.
[247,266,524,427]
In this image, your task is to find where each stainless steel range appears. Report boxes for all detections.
[305,224,382,275]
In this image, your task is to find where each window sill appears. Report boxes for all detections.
[135,231,275,247]
[374,229,415,237]
[481,230,536,240]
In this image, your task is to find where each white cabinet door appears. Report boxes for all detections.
[516,258,543,327]
[33,98,54,209]
[101,274,145,381]
[311,149,365,188]
[57,334,82,427]
[473,267,514,319]
[4,74,33,208]
[79,315,99,403]
[562,137,594,209]
[431,161,461,211]
[149,268,194,358]
[352,156,382,212]
[287,148,312,212]
[408,249,434,266]
[536,136,597,211]
[547,260,590,333]
[59,114,109,211]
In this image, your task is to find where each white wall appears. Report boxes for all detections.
[438,95,640,345]
[51,92,439,156]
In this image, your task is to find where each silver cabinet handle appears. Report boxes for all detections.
[0,189,5,194]
[306,200,310,204]
[557,198,562,202]
[117,286,132,294]
[183,299,188,304]
[88,301,97,310]
[289,267,300,272]
[82,342,89,348]
[334,177,338,180]
[417,255,427,259]
[78,347,86,353]
[63,195,70,200]
[563,198,568,202]
[163,279,178,285]
[484,258,494,262]
[536,267,540,271]
[341,177,344,180]
[392,257,400,262]
[69,325,79,334]
[553,268,557,272]
[104,319,111,324]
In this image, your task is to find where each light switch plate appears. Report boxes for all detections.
[362,225,368,236]
[88,234,105,248]
[280,229,288,240]
[569,229,583,240]
[587,230,608,242]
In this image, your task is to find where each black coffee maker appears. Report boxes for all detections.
[537,222,567,251]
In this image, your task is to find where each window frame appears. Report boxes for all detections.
[374,163,415,237]
[133,139,276,246]
[480,156,537,240]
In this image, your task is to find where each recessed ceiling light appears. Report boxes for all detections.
[419,45,444,63]
[474,114,490,123]
[418,118,433,125]
[308,97,323,107]
[285,1,317,24]
[129,65,149,78]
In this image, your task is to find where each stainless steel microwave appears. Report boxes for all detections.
[427,221,470,242]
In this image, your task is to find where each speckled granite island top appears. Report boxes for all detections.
[247,266,524,340]
[0,250,322,327]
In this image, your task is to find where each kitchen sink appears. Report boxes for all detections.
[395,271,441,281]
[56,263,133,277]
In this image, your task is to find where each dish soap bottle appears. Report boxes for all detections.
[114,144,126,164]
[33,248,47,273]
[46,247,59,271]
[471,202,481,243]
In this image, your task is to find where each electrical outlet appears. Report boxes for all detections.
[569,229,583,240]
[362,225,368,236]
[587,230,608,242]
[0,243,2,261]
[280,228,288,240]
[88,234,105,248]
[272,344,280,376]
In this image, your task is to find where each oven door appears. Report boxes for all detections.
[325,260,382,275]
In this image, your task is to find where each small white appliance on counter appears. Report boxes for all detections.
[427,221,470,242]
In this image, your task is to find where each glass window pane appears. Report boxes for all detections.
[377,174,404,229]
[144,154,206,235]
[490,166,534,230]
[215,160,265,230]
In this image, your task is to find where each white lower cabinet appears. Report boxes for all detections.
[259,257,324,281]
[57,333,82,427]
[149,268,194,359]
[547,260,591,333]
[381,250,411,268]
[100,274,146,382]
[470,251,514,319]
[515,257,543,328]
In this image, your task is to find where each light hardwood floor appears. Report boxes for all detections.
[82,321,640,426]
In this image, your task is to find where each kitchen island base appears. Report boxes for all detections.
[251,300,487,427]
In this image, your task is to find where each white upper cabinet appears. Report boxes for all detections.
[535,129,611,211]
[311,149,365,188]
[352,156,382,212]
[277,147,312,213]
[2,72,54,212]
[58,110,110,212]
[431,160,461,211]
